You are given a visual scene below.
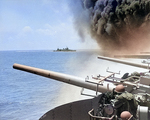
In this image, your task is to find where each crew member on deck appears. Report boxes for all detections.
[113,84,138,119]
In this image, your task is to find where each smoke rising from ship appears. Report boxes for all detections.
[73,0,150,53]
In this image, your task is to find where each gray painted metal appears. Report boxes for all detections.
[39,95,101,120]
[98,56,149,69]
[13,63,114,93]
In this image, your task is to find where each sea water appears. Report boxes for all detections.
[0,50,147,120]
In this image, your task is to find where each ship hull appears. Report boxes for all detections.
[39,95,101,120]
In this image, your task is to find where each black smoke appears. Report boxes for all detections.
[74,0,150,53]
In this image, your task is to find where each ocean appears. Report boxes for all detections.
[0,50,147,120]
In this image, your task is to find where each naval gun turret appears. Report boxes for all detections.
[13,56,150,120]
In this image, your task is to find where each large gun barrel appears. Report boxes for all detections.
[13,63,114,93]
[98,56,149,69]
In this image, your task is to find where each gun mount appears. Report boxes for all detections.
[13,58,150,120]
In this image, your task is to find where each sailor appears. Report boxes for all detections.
[112,84,138,119]
[96,84,137,119]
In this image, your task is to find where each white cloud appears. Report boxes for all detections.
[36,28,56,36]
[36,23,62,36]
[22,26,33,33]
[16,26,33,39]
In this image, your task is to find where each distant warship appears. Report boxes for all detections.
[53,47,76,52]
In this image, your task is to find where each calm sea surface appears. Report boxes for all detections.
[0,50,147,120]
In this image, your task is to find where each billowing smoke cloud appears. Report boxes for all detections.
[74,0,150,53]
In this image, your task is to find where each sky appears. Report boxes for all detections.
[0,0,99,51]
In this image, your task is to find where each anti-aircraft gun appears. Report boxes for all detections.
[13,56,150,120]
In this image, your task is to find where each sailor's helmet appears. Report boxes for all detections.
[120,111,133,120]
[115,84,125,93]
